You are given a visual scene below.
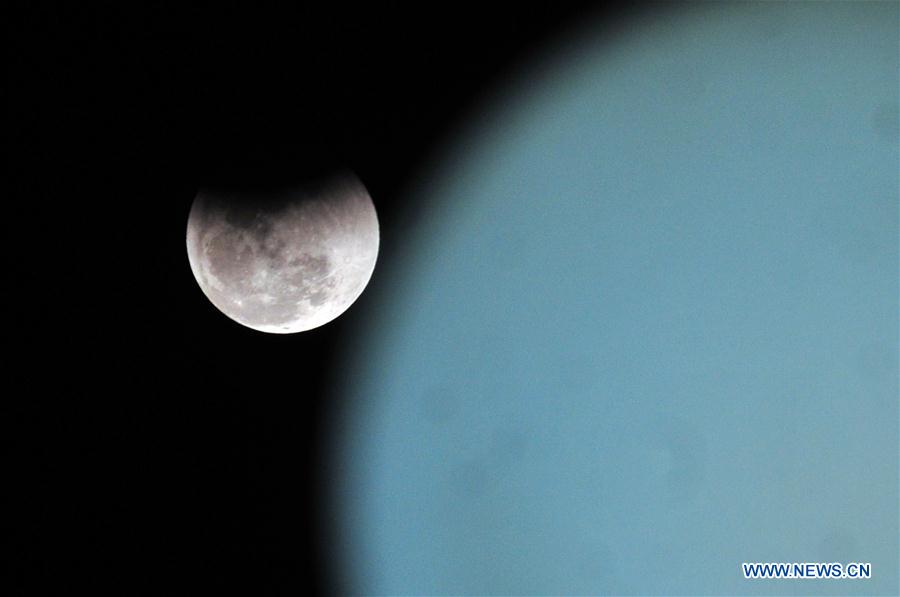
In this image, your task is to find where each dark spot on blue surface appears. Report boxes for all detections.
[421,383,459,425]
[872,102,899,143]
[451,459,489,497]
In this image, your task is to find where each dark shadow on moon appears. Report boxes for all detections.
[186,171,378,333]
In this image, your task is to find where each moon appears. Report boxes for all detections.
[186,171,379,333]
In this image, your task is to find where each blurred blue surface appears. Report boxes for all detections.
[331,3,899,594]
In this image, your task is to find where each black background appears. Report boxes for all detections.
[11,2,652,594]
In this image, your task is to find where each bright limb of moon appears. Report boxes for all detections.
[186,171,379,333]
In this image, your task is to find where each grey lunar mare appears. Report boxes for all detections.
[186,173,379,333]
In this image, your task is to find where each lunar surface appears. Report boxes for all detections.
[186,172,379,333]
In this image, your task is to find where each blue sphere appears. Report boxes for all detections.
[330,3,898,594]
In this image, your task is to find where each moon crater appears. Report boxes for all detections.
[186,173,379,333]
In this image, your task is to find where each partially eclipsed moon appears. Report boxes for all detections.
[186,172,379,333]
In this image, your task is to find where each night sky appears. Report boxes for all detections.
[11,2,897,596]
[11,2,633,594]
